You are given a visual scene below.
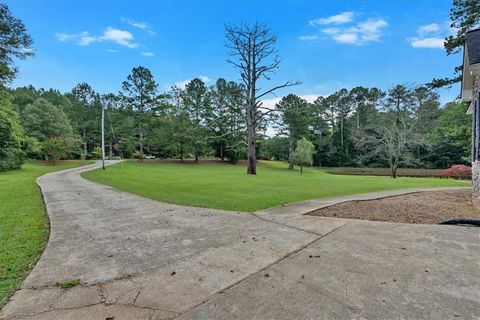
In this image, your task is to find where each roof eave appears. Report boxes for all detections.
[462,42,480,102]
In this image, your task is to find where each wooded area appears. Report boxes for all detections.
[0,1,476,176]
[5,80,471,173]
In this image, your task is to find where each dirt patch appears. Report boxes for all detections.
[309,189,480,224]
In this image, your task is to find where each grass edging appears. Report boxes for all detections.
[0,161,92,309]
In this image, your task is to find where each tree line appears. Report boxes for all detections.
[4,75,471,175]
[6,73,248,163]
[267,86,470,177]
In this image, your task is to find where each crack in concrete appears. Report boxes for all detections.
[248,211,323,236]
[5,301,180,319]
[7,301,103,318]
[98,286,106,304]
[24,272,140,291]
[173,222,349,319]
[132,287,144,305]
[301,278,359,313]
[114,302,178,315]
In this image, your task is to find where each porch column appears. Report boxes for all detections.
[472,75,480,203]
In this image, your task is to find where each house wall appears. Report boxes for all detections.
[472,75,480,203]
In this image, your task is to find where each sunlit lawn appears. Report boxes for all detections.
[83,160,466,212]
[0,160,91,308]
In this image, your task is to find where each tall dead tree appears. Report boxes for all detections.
[225,22,299,174]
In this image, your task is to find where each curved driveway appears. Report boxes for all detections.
[1,161,479,319]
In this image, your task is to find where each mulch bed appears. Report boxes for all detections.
[308,189,480,224]
[323,167,472,179]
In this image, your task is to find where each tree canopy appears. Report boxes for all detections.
[0,91,23,170]
[293,137,315,175]
[0,3,34,86]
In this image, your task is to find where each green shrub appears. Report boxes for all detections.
[0,92,24,171]
[90,146,102,160]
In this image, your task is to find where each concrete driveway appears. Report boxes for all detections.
[1,161,479,320]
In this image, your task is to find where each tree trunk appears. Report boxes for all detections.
[391,166,397,179]
[288,139,294,170]
[109,140,113,160]
[340,116,344,148]
[356,109,360,129]
[82,128,87,159]
[139,122,144,162]
[246,108,256,175]
[180,142,184,162]
[194,143,199,162]
[300,165,303,175]
[390,158,398,179]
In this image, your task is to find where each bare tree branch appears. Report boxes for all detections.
[256,81,302,100]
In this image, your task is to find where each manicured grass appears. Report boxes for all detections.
[83,160,467,212]
[0,160,91,308]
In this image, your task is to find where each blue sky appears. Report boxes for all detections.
[7,0,461,105]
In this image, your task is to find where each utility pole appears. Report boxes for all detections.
[101,103,105,170]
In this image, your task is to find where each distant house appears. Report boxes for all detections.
[462,28,480,201]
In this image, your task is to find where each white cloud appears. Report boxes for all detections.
[19,47,34,54]
[321,27,341,35]
[55,32,76,41]
[300,94,322,103]
[261,94,320,110]
[407,22,445,49]
[333,33,358,44]
[321,18,387,45]
[141,51,155,56]
[172,80,191,89]
[199,75,211,83]
[55,27,138,48]
[260,97,282,110]
[100,27,137,48]
[121,17,156,35]
[168,75,211,90]
[298,35,319,41]
[55,31,97,46]
[78,31,96,46]
[353,19,388,42]
[408,37,444,48]
[309,12,354,26]
[302,13,388,45]
[417,23,440,36]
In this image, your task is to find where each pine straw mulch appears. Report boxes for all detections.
[308,189,480,224]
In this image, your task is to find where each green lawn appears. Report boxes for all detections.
[0,160,91,308]
[83,160,467,212]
